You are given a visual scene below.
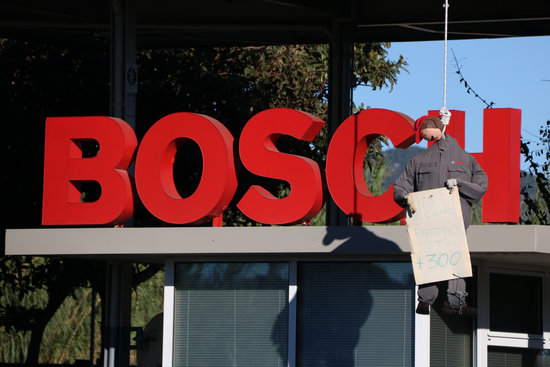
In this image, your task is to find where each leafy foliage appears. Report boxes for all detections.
[354,42,407,92]
[451,50,548,225]
[135,44,406,226]
[0,257,105,363]
[40,287,100,364]
[1,38,406,363]
[1,266,164,364]
[451,50,495,109]
[520,121,550,224]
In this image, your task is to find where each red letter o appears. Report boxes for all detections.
[135,113,237,224]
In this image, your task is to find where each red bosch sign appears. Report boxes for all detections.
[42,108,521,226]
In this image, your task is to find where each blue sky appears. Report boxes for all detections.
[354,36,550,169]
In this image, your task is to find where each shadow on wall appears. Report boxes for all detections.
[272,226,414,367]
[322,225,406,254]
[137,312,163,367]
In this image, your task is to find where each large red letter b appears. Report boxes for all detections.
[42,116,137,225]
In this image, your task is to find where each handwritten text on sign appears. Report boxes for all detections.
[406,187,472,285]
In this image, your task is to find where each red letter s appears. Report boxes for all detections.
[238,108,325,225]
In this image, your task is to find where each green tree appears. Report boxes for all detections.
[135,43,405,226]
[1,39,406,362]
[0,257,106,364]
[452,53,549,226]
[0,37,112,364]
[520,120,550,224]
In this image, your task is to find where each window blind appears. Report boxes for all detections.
[297,262,414,367]
[173,263,288,367]
[430,308,473,367]
[488,347,550,367]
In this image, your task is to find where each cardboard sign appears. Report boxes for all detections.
[406,187,472,285]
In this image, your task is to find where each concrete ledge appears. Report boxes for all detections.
[5,225,550,257]
[467,225,550,253]
[5,225,408,256]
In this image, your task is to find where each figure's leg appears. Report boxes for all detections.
[447,278,467,308]
[445,278,477,315]
[418,283,439,304]
[416,283,439,314]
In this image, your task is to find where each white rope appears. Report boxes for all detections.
[441,0,450,136]
[443,0,449,111]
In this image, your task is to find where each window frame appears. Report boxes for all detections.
[166,260,291,367]
[163,258,550,367]
[164,259,295,367]
[476,262,550,367]
[163,260,175,367]
[163,256,416,367]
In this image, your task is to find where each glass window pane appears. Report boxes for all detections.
[490,273,542,334]
[430,276,475,367]
[173,263,289,367]
[297,262,414,367]
[489,347,550,367]
[430,307,474,367]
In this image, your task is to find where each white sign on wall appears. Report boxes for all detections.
[406,187,472,285]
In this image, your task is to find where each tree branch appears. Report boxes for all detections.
[451,49,495,109]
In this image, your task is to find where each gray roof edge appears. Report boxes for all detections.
[4,225,549,257]
[467,225,550,253]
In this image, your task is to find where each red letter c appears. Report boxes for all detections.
[326,109,415,223]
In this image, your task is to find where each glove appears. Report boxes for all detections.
[445,178,458,189]
[445,178,459,194]
[404,195,416,213]
[440,108,452,125]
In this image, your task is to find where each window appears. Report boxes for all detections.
[297,262,414,367]
[477,267,549,367]
[430,308,474,367]
[172,263,288,367]
[488,347,550,367]
[490,273,542,334]
[430,275,476,367]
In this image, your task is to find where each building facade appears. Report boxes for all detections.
[7,225,550,366]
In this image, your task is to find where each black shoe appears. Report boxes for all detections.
[416,301,430,315]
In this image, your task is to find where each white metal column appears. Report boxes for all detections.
[162,261,175,367]
[476,261,489,367]
[414,285,430,366]
[287,261,298,367]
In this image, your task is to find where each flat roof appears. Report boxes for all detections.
[6,225,550,265]
[1,0,549,46]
